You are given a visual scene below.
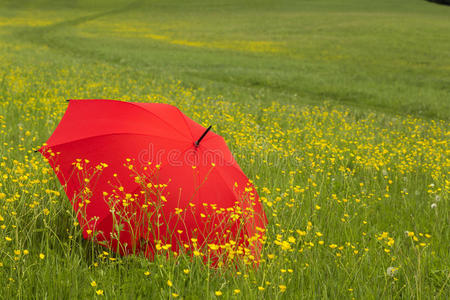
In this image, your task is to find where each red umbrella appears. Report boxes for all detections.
[39,99,267,263]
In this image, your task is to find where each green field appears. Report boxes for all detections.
[0,0,449,298]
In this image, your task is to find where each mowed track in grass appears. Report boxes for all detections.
[4,0,450,119]
[0,0,449,299]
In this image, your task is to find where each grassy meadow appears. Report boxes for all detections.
[0,0,449,298]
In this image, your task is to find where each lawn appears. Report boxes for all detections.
[0,0,448,299]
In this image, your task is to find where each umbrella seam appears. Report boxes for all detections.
[212,166,256,236]
[197,137,244,174]
[214,166,265,239]
[176,109,223,145]
[126,101,190,139]
[176,107,196,141]
[71,100,189,140]
[44,132,189,149]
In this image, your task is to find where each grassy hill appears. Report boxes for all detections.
[2,0,449,119]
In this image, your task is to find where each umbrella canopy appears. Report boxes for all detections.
[39,99,267,262]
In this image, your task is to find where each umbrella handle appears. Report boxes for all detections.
[195,125,212,147]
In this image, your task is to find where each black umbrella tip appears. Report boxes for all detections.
[195,125,212,147]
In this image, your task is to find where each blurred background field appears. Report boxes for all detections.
[0,0,448,299]
[2,0,449,119]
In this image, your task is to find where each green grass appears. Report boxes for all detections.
[0,0,449,299]
[3,0,450,119]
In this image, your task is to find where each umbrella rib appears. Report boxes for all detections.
[45,132,188,149]
[195,136,244,174]
[213,166,242,202]
[126,102,190,139]
[70,100,189,140]
[176,107,195,140]
[214,166,264,237]
[178,110,220,145]
[197,133,222,144]
[212,166,256,236]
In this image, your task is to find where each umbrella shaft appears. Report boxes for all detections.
[195,125,212,147]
